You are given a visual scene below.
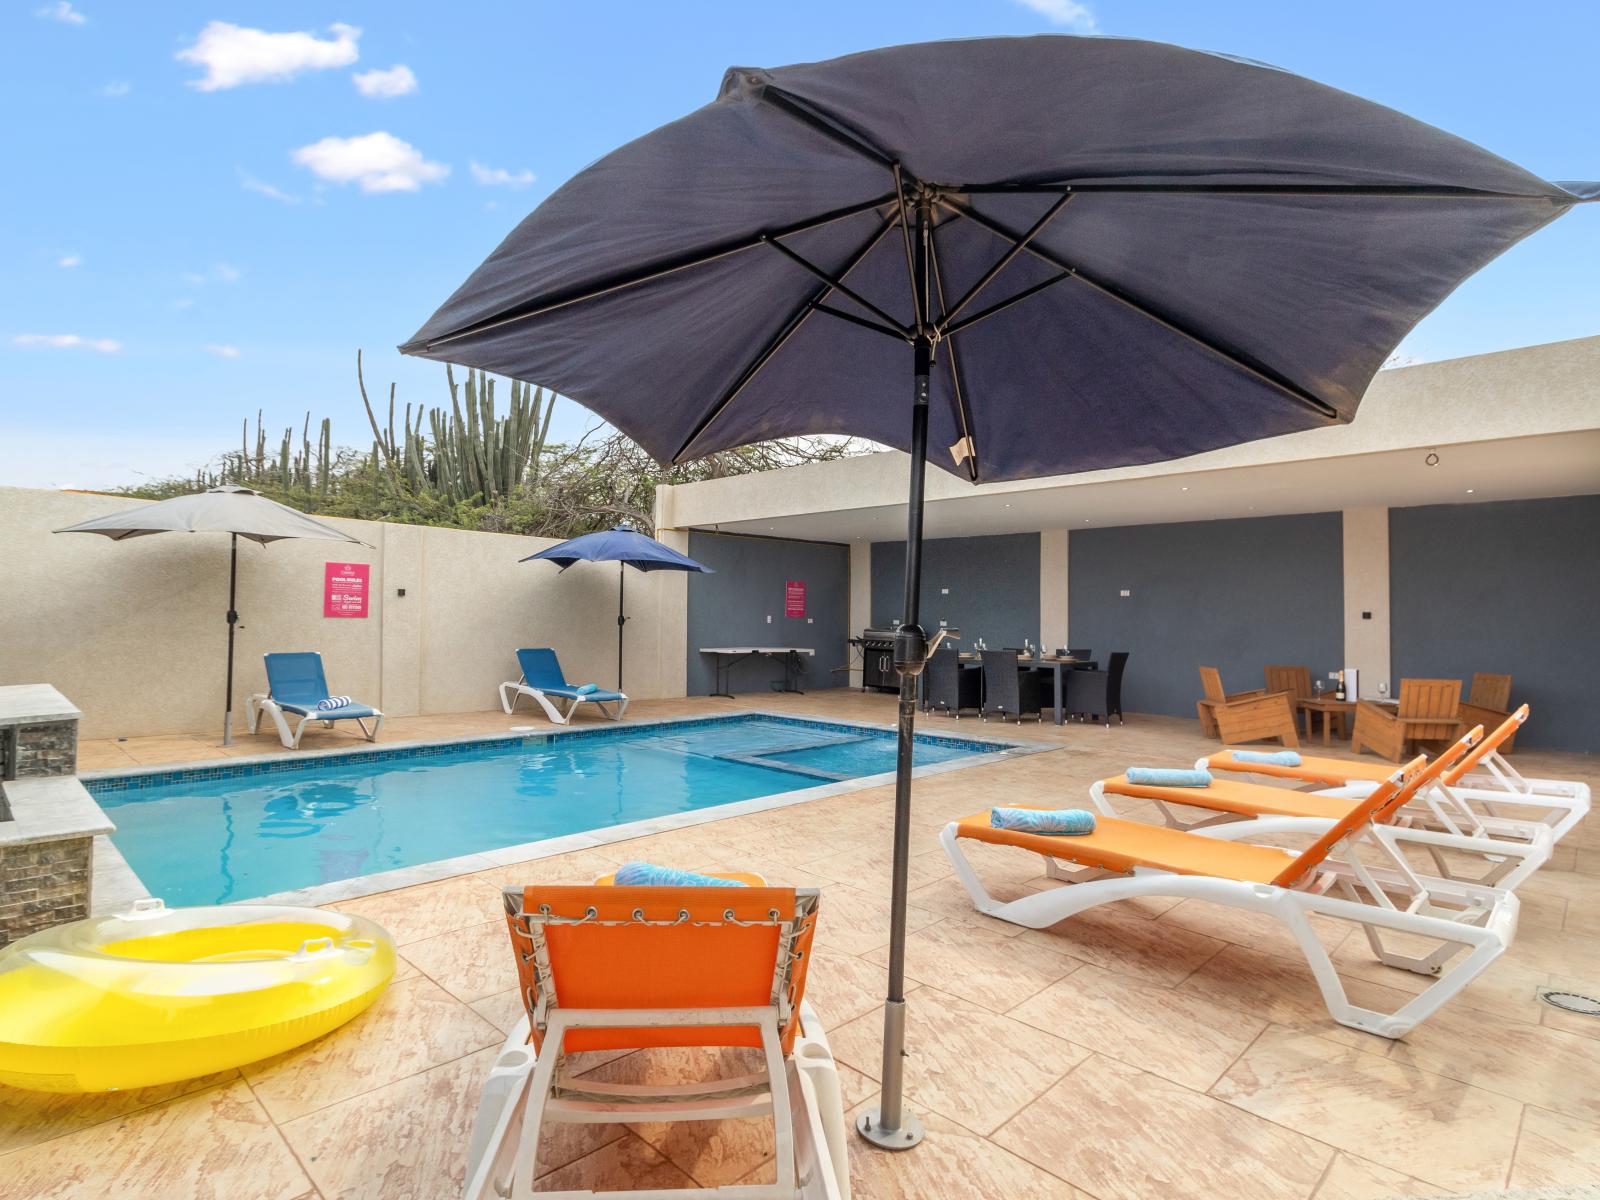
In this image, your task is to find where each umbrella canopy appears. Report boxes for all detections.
[55,485,364,544]
[56,486,366,745]
[400,35,1593,1153]
[522,523,711,689]
[521,523,712,573]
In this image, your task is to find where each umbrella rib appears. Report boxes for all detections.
[761,236,913,338]
[670,214,902,464]
[937,193,1074,333]
[958,181,1571,202]
[811,303,912,341]
[405,193,895,351]
[944,271,1077,338]
[893,165,923,331]
[758,86,901,171]
[938,195,1340,421]
[926,228,980,483]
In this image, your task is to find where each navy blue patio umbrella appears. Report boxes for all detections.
[402,35,1594,1150]
[523,522,711,689]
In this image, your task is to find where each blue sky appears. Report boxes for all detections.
[2,0,1594,489]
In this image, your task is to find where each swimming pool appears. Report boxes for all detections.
[88,714,1015,906]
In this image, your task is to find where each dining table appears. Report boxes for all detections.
[953,652,1098,726]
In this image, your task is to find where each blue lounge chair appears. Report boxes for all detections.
[498,647,628,725]
[248,652,384,749]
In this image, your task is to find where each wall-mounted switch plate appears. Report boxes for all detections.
[1362,611,1372,619]
[940,587,949,595]
[766,615,772,624]
[806,617,813,624]
[1119,589,1131,597]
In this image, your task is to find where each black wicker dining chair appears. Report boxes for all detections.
[924,646,981,718]
[981,649,1042,723]
[1065,651,1130,726]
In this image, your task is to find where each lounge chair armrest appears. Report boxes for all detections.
[1225,688,1268,701]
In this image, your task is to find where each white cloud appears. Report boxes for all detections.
[470,160,536,189]
[205,344,240,358]
[212,261,241,283]
[353,64,417,99]
[13,333,121,353]
[36,2,86,25]
[1012,0,1096,30]
[292,131,448,193]
[177,21,360,91]
[238,170,300,204]
[57,255,81,268]
[99,80,131,98]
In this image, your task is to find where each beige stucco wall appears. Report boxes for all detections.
[0,487,681,739]
[1039,529,1069,651]
[1341,507,1392,700]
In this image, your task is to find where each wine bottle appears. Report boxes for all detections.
[1335,670,1346,702]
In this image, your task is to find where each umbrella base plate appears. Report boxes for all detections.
[855,1107,924,1151]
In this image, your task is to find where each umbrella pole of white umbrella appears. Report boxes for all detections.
[858,197,934,1152]
[223,532,239,746]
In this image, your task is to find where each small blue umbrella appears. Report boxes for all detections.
[522,522,712,689]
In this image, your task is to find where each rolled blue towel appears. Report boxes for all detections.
[1126,767,1212,788]
[575,683,599,695]
[316,695,353,711]
[1231,749,1303,767]
[613,862,747,887]
[990,807,1096,835]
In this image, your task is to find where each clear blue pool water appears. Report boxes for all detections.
[91,716,1005,905]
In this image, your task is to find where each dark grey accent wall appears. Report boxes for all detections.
[872,533,1040,648]
[1068,513,1344,718]
[685,532,850,696]
[1391,494,1600,754]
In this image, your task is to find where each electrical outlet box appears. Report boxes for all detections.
[1120,589,1131,597]
[940,587,949,595]
[806,617,813,624]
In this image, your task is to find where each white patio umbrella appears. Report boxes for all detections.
[55,486,368,745]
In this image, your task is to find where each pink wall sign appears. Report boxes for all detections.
[324,562,370,618]
[784,579,806,619]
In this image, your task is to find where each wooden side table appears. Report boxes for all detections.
[1296,695,1356,745]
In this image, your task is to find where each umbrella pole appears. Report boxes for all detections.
[617,563,626,691]
[859,201,932,1153]
[223,532,238,746]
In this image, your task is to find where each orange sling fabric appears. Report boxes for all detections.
[954,810,1297,885]
[1101,774,1357,820]
[505,885,817,1055]
[1441,706,1527,787]
[1204,750,1399,787]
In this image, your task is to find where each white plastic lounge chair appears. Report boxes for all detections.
[246,652,383,749]
[942,748,1532,1038]
[1106,729,1552,890]
[464,882,848,1200]
[499,647,629,726]
[1198,706,1590,845]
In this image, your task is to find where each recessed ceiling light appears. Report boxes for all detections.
[1465,488,1475,494]
[1181,486,1188,492]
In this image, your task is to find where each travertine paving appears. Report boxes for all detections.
[5,691,1597,1199]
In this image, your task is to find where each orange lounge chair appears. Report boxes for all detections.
[463,883,847,1200]
[942,754,1523,1038]
[1199,706,1589,845]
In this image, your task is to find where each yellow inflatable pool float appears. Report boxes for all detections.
[0,898,396,1093]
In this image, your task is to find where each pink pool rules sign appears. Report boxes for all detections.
[785,579,805,618]
[324,562,370,618]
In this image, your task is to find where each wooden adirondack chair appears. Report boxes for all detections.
[1351,678,1463,762]
[1459,673,1516,754]
[1196,666,1300,746]
[1264,665,1313,701]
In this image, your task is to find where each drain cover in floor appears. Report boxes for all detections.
[1540,990,1600,1017]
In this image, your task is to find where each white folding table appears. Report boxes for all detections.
[699,647,815,697]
